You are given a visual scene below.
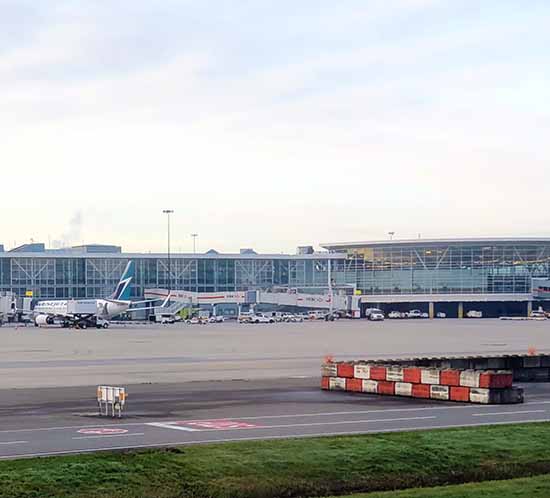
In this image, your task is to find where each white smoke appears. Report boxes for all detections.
[52,211,83,248]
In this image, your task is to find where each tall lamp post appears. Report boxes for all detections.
[388,231,395,240]
[163,209,174,297]
[191,233,198,254]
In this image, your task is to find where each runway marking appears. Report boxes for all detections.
[0,421,147,434]
[231,416,437,431]
[78,428,128,435]
[2,399,550,436]
[147,420,262,431]
[0,441,27,446]
[185,420,262,430]
[147,422,199,432]
[472,410,546,417]
[146,405,492,426]
[147,416,436,432]
[72,432,145,440]
[4,418,550,461]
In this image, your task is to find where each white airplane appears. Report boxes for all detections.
[33,261,168,328]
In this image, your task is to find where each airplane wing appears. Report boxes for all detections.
[125,293,171,313]
[128,298,167,305]
[125,306,158,313]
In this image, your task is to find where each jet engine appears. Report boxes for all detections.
[35,314,55,326]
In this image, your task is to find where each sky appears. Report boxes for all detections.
[1,0,549,254]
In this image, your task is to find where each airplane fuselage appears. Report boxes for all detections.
[34,299,130,320]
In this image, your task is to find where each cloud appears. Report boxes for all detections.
[0,1,549,251]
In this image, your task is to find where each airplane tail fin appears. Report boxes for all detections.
[109,261,134,301]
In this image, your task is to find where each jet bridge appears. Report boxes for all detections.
[144,288,359,314]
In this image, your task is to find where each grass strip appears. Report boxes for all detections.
[2,422,550,498]
[335,473,550,497]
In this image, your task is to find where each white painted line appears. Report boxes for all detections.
[146,422,199,432]
[72,433,145,440]
[0,441,27,445]
[472,410,546,417]
[0,421,146,434]
[193,416,437,431]
[0,403,498,435]
[2,398,550,436]
[4,418,550,461]
[147,405,483,428]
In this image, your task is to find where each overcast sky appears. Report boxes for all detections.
[2,1,549,253]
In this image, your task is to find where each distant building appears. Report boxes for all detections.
[0,238,549,317]
[321,237,550,317]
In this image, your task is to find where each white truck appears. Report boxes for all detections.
[365,308,384,320]
[154,313,176,324]
[466,310,483,318]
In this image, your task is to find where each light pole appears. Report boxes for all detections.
[191,233,198,254]
[328,258,333,314]
[388,231,395,240]
[163,209,174,296]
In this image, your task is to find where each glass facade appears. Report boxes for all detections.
[328,241,550,296]
[1,240,549,300]
[0,255,339,299]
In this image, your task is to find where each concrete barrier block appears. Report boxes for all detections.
[329,377,346,391]
[337,362,355,378]
[386,366,404,382]
[370,366,387,381]
[440,369,461,386]
[473,358,489,370]
[533,367,550,381]
[439,360,453,369]
[487,357,507,369]
[354,364,371,379]
[500,387,524,404]
[450,386,470,402]
[430,385,450,400]
[479,371,513,389]
[362,379,378,394]
[507,356,524,369]
[513,368,532,382]
[523,356,542,368]
[412,383,431,398]
[321,363,337,377]
[449,358,470,369]
[470,388,497,404]
[395,382,413,396]
[346,378,363,392]
[421,368,441,385]
[378,381,395,395]
[402,367,420,383]
[460,370,481,388]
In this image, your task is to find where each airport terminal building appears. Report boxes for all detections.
[1,238,550,317]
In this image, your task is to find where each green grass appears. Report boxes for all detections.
[2,422,550,498]
[336,473,550,497]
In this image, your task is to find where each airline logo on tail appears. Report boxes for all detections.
[109,261,134,301]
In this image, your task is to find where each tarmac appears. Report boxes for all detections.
[1,319,549,389]
[2,319,550,459]
[1,378,550,460]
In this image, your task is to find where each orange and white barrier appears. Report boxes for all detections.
[321,361,522,404]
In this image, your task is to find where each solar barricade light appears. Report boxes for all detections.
[97,386,127,418]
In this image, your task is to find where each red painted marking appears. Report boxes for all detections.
[176,420,262,430]
[77,428,128,435]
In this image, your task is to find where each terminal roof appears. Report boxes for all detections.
[321,237,550,250]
